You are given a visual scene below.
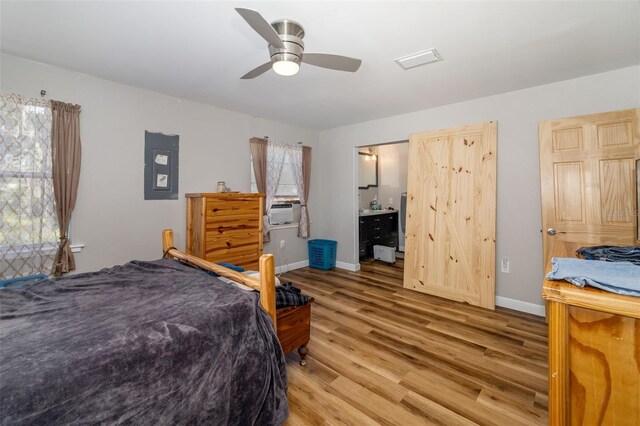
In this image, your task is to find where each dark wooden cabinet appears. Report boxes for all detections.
[358,211,399,259]
[276,299,314,366]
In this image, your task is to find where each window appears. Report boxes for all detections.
[0,95,59,279]
[251,151,299,202]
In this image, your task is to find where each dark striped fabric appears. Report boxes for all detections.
[276,283,310,308]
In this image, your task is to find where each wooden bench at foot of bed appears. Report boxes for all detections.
[277,299,315,366]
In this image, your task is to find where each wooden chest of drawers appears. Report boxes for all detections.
[185,193,264,270]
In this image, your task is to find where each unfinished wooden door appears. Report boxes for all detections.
[539,109,639,272]
[404,121,497,309]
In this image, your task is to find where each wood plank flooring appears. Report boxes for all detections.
[279,258,548,425]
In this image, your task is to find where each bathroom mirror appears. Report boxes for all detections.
[358,152,378,189]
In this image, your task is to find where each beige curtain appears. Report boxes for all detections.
[298,146,312,238]
[250,137,271,242]
[51,100,82,276]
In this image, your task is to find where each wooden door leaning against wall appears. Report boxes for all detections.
[404,121,497,310]
[539,108,640,272]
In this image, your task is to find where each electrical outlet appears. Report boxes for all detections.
[389,197,393,205]
[501,257,510,273]
[280,240,286,249]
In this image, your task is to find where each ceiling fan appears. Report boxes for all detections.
[235,8,362,79]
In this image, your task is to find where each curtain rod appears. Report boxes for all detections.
[260,136,307,147]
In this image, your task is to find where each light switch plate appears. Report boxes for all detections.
[501,257,510,273]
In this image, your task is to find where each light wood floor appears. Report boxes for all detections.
[279,258,548,425]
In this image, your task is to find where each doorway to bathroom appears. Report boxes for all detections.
[356,140,409,267]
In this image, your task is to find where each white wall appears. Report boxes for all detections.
[3,53,638,310]
[377,142,408,249]
[316,66,640,308]
[1,54,320,273]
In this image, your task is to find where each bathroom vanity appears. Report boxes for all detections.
[358,210,399,259]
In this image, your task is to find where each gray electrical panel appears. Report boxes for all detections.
[144,131,179,200]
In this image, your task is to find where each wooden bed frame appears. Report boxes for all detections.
[162,229,277,326]
[163,229,312,365]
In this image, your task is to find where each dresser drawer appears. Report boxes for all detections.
[205,224,260,238]
[368,225,383,238]
[187,193,264,268]
[205,199,261,223]
[205,231,260,251]
[205,246,261,270]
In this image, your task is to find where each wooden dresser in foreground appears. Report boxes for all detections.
[186,193,264,270]
[542,241,640,426]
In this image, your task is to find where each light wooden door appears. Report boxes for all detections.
[404,121,497,310]
[539,109,639,272]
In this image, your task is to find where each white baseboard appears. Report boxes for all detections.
[495,296,545,317]
[275,259,361,273]
[275,260,308,274]
[336,261,360,272]
[274,260,544,316]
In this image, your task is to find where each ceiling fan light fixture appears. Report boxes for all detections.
[272,60,300,76]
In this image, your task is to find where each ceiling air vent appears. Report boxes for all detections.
[395,48,442,70]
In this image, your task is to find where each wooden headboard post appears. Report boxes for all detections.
[161,229,277,329]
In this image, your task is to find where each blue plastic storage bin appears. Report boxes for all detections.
[308,239,337,270]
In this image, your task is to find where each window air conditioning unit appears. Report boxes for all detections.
[269,203,293,225]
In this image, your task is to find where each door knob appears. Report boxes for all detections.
[547,228,557,236]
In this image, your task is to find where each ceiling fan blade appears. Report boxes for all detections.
[235,8,285,49]
[302,53,362,72]
[241,62,273,80]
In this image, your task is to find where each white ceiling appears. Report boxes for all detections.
[1,1,639,130]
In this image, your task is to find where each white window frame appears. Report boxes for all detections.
[250,154,301,203]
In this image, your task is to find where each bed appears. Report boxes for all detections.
[0,230,288,425]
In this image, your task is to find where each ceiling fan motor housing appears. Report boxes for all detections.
[268,19,305,66]
[235,8,362,79]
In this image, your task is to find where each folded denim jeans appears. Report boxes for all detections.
[576,245,640,266]
[546,257,640,297]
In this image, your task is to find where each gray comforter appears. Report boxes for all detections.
[0,259,288,425]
